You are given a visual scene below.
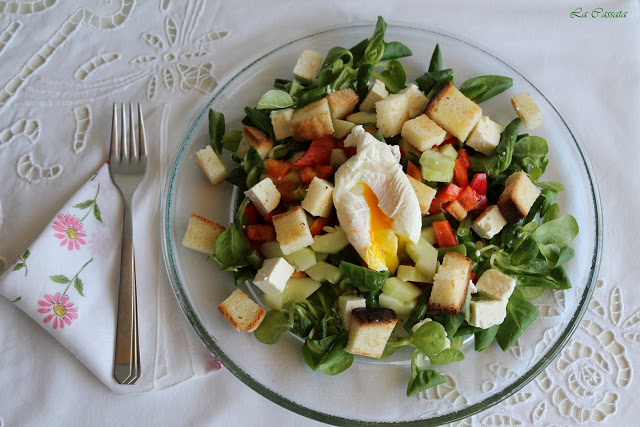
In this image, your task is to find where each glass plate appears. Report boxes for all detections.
[162,24,602,425]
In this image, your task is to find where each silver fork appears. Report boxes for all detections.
[110,103,147,385]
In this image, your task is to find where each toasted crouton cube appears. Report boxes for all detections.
[428,252,472,314]
[401,114,447,151]
[338,295,367,330]
[326,88,359,119]
[359,79,389,112]
[375,93,410,137]
[195,145,228,185]
[511,91,543,130]
[407,175,437,215]
[498,172,541,223]
[245,177,281,216]
[426,82,482,142]
[470,300,507,329]
[476,269,516,302]
[218,289,266,332]
[237,126,273,159]
[301,177,334,218]
[466,116,503,155]
[272,206,314,255]
[291,98,334,141]
[293,50,323,83]
[400,84,429,118]
[472,205,507,239]
[345,308,398,358]
[253,257,295,295]
[181,214,225,254]
[270,108,294,140]
[445,199,468,221]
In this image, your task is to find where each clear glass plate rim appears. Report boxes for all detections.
[161,23,603,426]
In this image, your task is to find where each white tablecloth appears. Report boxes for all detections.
[1,1,638,425]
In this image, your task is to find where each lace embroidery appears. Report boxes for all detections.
[73,53,120,81]
[0,119,39,147]
[72,106,91,153]
[0,21,21,57]
[0,0,56,15]
[16,152,62,183]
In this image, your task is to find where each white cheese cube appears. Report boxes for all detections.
[470,300,507,329]
[466,116,502,155]
[245,178,281,216]
[411,318,451,349]
[359,79,389,112]
[476,269,516,302]
[301,177,334,218]
[511,91,543,130]
[472,205,507,239]
[338,295,367,330]
[400,84,429,118]
[253,257,295,295]
[270,108,294,140]
[293,50,323,83]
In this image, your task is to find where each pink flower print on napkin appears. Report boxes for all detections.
[37,292,78,329]
[52,214,86,250]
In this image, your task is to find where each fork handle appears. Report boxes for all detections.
[114,198,140,384]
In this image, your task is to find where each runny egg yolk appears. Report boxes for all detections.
[361,183,399,272]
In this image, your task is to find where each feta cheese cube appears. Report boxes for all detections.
[270,108,294,140]
[245,178,281,216]
[400,84,429,118]
[511,91,543,130]
[293,50,323,83]
[359,79,389,112]
[470,300,507,329]
[253,257,295,295]
[466,116,502,155]
[476,269,516,302]
[301,177,334,218]
[338,295,367,330]
[472,205,507,239]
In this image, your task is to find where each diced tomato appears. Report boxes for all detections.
[437,183,461,202]
[243,202,262,224]
[276,181,305,202]
[470,272,477,283]
[336,138,357,157]
[264,159,291,180]
[432,220,458,247]
[399,147,406,159]
[457,186,481,211]
[442,137,457,146]
[309,217,331,236]
[469,173,487,195]
[457,149,471,169]
[299,164,334,184]
[292,136,335,167]
[471,194,488,212]
[291,270,308,278]
[264,204,286,222]
[245,224,276,242]
[299,166,317,184]
[250,241,263,256]
[406,161,422,181]
[428,197,443,215]
[452,158,469,187]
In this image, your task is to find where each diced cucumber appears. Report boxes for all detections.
[330,148,349,167]
[406,237,438,280]
[284,247,317,271]
[438,144,458,159]
[346,111,377,125]
[419,150,455,182]
[382,277,423,302]
[422,212,446,228]
[437,244,467,260]
[263,278,321,310]
[397,237,410,263]
[261,241,284,259]
[396,265,430,283]
[332,119,356,139]
[310,226,350,254]
[304,261,343,284]
[421,227,437,246]
[315,252,329,261]
[379,293,417,319]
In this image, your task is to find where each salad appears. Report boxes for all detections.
[190,16,579,397]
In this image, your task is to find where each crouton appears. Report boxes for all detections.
[375,93,410,137]
[345,308,398,358]
[498,171,541,223]
[272,206,314,255]
[511,91,543,130]
[253,257,295,295]
[470,300,507,329]
[466,116,502,155]
[407,175,437,215]
[301,177,334,218]
[400,84,429,118]
[472,205,507,239]
[476,269,516,302]
[293,50,323,83]
[245,177,281,216]
[401,114,447,151]
[195,145,228,185]
[291,98,334,141]
[359,79,389,112]
[326,88,359,119]
[338,295,367,330]
[236,126,273,159]
[181,213,225,254]
[270,108,294,140]
[428,252,472,314]
[398,138,422,157]
[445,199,468,221]
[426,82,482,142]
[217,289,266,332]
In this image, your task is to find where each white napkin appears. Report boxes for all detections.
[0,138,220,394]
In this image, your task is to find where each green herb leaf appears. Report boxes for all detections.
[208,109,225,156]
[318,331,353,375]
[403,289,431,333]
[407,350,447,397]
[431,312,465,338]
[474,325,499,352]
[427,348,465,365]
[531,214,579,268]
[254,309,292,344]
[233,267,255,286]
[50,274,71,284]
[459,75,513,103]
[410,320,446,356]
[338,261,391,292]
[364,16,387,65]
[470,118,521,178]
[320,47,354,74]
[244,146,266,189]
[22,250,30,260]
[12,263,24,272]
[11,296,21,303]
[74,277,84,297]
[296,85,328,108]
[73,199,94,209]
[222,130,242,152]
[426,75,454,99]
[212,223,251,272]
[93,204,102,223]
[374,60,406,93]
[350,38,370,65]
[495,288,540,350]
[428,43,442,72]
[256,90,295,110]
[225,168,247,188]
[243,107,274,140]
[356,64,374,109]
[415,69,453,95]
[381,335,411,359]
[380,41,412,61]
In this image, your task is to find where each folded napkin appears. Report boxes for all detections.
[0,108,220,394]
